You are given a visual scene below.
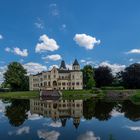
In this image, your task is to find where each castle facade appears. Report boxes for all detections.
[29,59,83,90]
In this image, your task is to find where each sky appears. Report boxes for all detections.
[1,0,140,82]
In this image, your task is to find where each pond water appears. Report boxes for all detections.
[0,98,140,140]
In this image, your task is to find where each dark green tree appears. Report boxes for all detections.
[122,63,140,89]
[5,99,30,127]
[94,66,114,88]
[82,65,95,89]
[4,62,29,91]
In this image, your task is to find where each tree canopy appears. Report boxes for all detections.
[94,66,114,88]
[82,65,95,89]
[4,62,29,91]
[121,63,140,89]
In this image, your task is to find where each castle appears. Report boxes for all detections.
[29,59,83,90]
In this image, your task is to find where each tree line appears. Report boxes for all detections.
[2,62,140,91]
[82,63,140,89]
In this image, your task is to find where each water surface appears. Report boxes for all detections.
[0,98,140,140]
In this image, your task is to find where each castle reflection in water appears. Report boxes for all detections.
[30,99,83,128]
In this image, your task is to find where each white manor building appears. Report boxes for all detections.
[29,59,83,90]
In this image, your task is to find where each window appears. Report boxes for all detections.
[73,75,74,79]
[72,82,75,85]
[76,82,79,85]
[44,75,47,79]
[48,75,50,79]
[44,82,47,86]
[62,82,65,86]
[54,75,56,78]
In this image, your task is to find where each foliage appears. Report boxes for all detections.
[82,65,95,89]
[130,90,140,104]
[5,99,30,127]
[4,62,29,91]
[121,63,140,89]
[94,66,114,88]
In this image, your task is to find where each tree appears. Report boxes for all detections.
[82,65,95,89]
[94,66,114,88]
[122,63,140,89]
[5,99,30,127]
[4,62,29,91]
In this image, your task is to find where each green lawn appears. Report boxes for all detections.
[0,91,39,99]
[130,90,140,104]
[61,90,100,100]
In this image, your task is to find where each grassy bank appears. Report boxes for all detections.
[62,90,105,100]
[0,91,39,99]
[130,90,140,104]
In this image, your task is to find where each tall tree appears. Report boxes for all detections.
[82,65,95,89]
[4,62,29,91]
[94,66,114,87]
[122,63,140,89]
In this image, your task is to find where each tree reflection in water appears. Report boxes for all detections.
[3,98,140,128]
[5,99,29,127]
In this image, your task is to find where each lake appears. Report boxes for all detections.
[0,98,140,140]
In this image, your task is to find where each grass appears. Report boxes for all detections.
[61,90,103,100]
[0,91,39,99]
[130,90,140,104]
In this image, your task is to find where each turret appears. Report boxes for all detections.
[72,59,80,70]
[60,60,67,70]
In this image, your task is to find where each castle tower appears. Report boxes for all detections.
[72,59,80,70]
[60,60,67,70]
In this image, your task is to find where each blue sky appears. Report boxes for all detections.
[1,0,140,78]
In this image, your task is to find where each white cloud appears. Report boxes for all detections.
[23,62,47,75]
[5,47,11,52]
[5,47,28,57]
[129,58,134,62]
[35,34,59,53]
[49,121,62,128]
[27,111,43,120]
[0,100,10,113]
[99,61,126,74]
[66,64,72,70]
[48,65,59,70]
[80,59,86,63]
[125,126,140,131]
[126,49,140,54]
[60,24,67,31]
[8,126,30,136]
[77,131,100,140]
[37,130,60,140]
[34,18,45,29]
[0,66,7,84]
[110,109,124,117]
[0,34,3,40]
[49,3,59,16]
[13,47,28,57]
[80,59,95,65]
[74,34,101,50]
[43,54,62,61]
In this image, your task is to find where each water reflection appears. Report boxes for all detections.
[3,98,140,128]
[30,99,83,129]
